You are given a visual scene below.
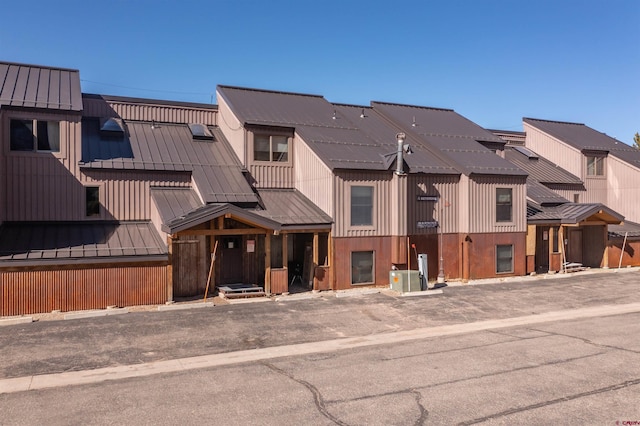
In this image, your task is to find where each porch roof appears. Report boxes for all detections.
[0,221,167,266]
[254,189,333,229]
[527,203,624,225]
[609,221,640,238]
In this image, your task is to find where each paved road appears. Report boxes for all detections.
[1,269,639,424]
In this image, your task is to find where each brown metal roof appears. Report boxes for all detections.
[218,86,457,174]
[526,179,569,206]
[505,146,583,185]
[527,203,623,225]
[524,118,640,169]
[609,221,640,238]
[372,102,526,177]
[0,61,82,111]
[81,119,258,205]
[151,188,204,226]
[253,189,333,228]
[0,221,166,265]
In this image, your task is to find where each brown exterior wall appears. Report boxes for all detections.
[333,236,392,290]
[465,232,526,279]
[608,237,640,267]
[0,263,167,316]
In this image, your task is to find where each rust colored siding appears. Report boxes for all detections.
[83,97,217,125]
[0,264,166,316]
[608,237,640,267]
[465,232,526,279]
[333,236,392,290]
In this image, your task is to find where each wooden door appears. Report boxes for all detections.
[219,237,243,284]
[173,240,201,297]
[567,230,583,264]
[535,227,550,273]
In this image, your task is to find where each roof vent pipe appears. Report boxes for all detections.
[395,132,406,175]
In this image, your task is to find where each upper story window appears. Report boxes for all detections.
[586,155,605,176]
[85,186,100,217]
[496,188,512,222]
[254,134,289,162]
[351,185,374,226]
[10,119,60,152]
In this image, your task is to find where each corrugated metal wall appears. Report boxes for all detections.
[607,157,640,223]
[408,175,459,234]
[0,264,167,316]
[83,170,191,221]
[293,136,333,216]
[83,97,217,125]
[467,175,527,234]
[250,163,293,188]
[2,111,83,221]
[334,171,395,237]
[217,96,246,164]
[524,122,582,178]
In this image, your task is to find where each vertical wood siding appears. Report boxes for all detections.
[524,122,582,178]
[0,265,167,316]
[83,97,217,125]
[250,163,293,188]
[293,136,333,216]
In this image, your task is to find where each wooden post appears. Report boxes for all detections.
[282,233,288,268]
[312,232,319,290]
[603,225,610,269]
[265,232,271,295]
[166,235,174,303]
[548,226,555,273]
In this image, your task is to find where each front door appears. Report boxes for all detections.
[219,237,243,284]
[567,229,583,264]
[535,227,550,273]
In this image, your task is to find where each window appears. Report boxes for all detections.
[573,193,580,203]
[496,245,513,273]
[254,134,289,162]
[86,187,100,217]
[586,155,604,176]
[351,251,374,284]
[351,186,373,226]
[496,188,512,222]
[10,119,60,152]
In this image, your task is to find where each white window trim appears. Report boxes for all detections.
[495,187,515,225]
[250,130,292,165]
[5,111,67,159]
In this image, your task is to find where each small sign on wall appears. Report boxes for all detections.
[247,240,255,253]
[417,221,439,229]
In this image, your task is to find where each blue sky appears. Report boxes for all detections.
[2,0,638,143]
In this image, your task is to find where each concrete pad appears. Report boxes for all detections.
[274,293,322,302]
[64,308,129,320]
[335,289,380,298]
[401,289,444,297]
[157,302,214,311]
[225,297,272,304]
[0,316,33,326]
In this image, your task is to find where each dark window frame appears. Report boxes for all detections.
[496,188,513,223]
[351,251,375,285]
[10,118,60,153]
[350,185,374,227]
[496,244,514,274]
[85,186,101,217]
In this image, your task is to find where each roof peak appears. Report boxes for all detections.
[217,85,324,99]
[371,100,454,112]
[524,117,585,126]
[0,60,79,73]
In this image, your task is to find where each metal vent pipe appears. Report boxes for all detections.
[395,132,406,175]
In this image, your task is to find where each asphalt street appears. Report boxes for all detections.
[1,268,639,424]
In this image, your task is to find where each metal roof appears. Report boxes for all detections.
[527,203,623,225]
[524,118,640,169]
[0,61,83,111]
[161,202,281,234]
[526,179,569,206]
[609,221,640,238]
[218,86,458,174]
[151,188,204,226]
[372,102,527,177]
[0,221,166,265]
[253,189,333,228]
[81,119,258,205]
[504,146,583,185]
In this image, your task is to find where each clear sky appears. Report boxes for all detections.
[2,0,638,143]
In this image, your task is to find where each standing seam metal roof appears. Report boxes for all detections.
[524,118,640,169]
[0,61,83,111]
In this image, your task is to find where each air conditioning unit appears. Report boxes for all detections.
[389,270,421,293]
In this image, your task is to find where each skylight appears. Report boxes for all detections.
[513,145,538,159]
[99,117,125,139]
[188,123,214,141]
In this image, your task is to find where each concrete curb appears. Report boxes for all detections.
[64,308,129,320]
[335,289,380,298]
[225,297,272,304]
[401,289,444,297]
[0,316,33,326]
[157,302,214,311]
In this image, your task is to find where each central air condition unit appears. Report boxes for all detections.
[389,270,421,293]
